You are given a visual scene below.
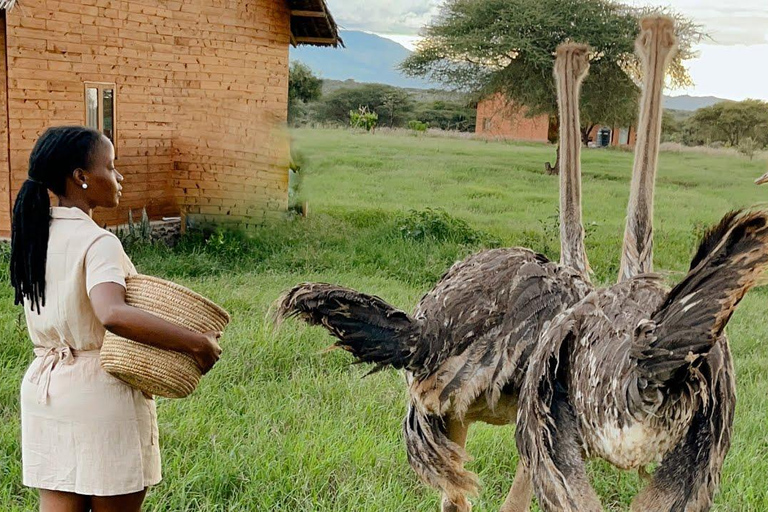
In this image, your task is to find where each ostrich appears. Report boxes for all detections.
[276,43,593,512]
[516,17,750,511]
[517,208,766,511]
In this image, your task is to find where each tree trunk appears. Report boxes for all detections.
[544,144,560,175]
[581,124,596,146]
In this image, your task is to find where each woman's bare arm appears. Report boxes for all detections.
[89,282,222,372]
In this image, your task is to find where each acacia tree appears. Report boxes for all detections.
[687,100,768,147]
[401,0,703,166]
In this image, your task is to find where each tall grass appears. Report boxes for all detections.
[2,128,767,511]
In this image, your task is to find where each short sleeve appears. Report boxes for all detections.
[85,234,128,295]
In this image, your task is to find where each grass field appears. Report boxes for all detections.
[2,128,768,511]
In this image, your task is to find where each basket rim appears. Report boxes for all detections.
[126,274,231,324]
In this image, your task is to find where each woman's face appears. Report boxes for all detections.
[85,136,123,209]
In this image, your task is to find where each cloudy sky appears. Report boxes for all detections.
[326,0,768,101]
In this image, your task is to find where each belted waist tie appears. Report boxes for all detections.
[30,346,100,405]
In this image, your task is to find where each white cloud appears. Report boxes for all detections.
[671,44,768,101]
[328,0,442,34]
[625,0,768,45]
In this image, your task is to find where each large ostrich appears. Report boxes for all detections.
[276,43,593,512]
[516,17,752,512]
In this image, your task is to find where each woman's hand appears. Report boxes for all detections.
[189,331,223,374]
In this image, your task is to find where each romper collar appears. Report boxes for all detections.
[50,207,94,222]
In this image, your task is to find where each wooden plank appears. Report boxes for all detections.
[290,10,326,18]
[293,36,337,45]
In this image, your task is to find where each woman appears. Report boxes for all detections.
[11,126,223,512]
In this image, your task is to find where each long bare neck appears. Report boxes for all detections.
[555,43,590,277]
[618,17,677,282]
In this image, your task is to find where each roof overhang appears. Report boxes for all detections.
[288,0,343,47]
[0,0,18,10]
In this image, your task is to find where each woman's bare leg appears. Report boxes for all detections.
[91,488,147,512]
[39,489,90,512]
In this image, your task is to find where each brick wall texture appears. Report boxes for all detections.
[475,94,551,142]
[1,0,292,237]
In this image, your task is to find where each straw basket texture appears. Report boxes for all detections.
[100,275,230,398]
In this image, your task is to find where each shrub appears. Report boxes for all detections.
[738,137,760,160]
[114,208,153,250]
[408,120,429,133]
[396,208,499,246]
[350,107,378,132]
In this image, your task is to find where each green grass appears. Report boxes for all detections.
[2,128,768,511]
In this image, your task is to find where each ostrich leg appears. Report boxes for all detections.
[499,461,532,512]
[528,393,602,512]
[441,418,472,512]
[631,343,735,512]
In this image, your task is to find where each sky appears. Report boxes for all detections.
[326,0,768,101]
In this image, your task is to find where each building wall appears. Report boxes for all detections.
[1,0,291,236]
[1,10,10,235]
[475,94,550,142]
[477,94,638,149]
[586,125,638,147]
[171,0,291,228]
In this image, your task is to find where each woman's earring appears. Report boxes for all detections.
[82,183,88,190]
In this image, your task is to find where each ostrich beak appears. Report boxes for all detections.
[755,172,768,186]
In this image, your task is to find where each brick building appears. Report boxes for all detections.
[0,0,339,237]
[476,93,637,148]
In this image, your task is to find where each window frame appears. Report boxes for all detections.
[83,82,117,154]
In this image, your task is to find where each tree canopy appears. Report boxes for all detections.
[318,84,415,128]
[288,62,323,125]
[685,100,768,148]
[401,0,704,132]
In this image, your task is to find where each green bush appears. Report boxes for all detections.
[407,120,429,132]
[114,208,153,250]
[349,107,378,132]
[396,208,499,246]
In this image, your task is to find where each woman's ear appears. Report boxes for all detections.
[72,168,88,189]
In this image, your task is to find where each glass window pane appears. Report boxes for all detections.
[102,89,114,143]
[85,88,99,130]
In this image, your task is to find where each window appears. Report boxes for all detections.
[84,82,116,148]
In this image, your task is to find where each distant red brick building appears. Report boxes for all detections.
[476,94,637,147]
[0,0,340,237]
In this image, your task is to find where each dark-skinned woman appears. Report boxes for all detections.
[11,126,222,512]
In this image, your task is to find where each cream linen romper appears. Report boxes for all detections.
[20,206,161,495]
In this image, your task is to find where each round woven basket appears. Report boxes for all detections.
[100,274,230,398]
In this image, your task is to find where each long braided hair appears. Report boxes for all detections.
[10,126,103,312]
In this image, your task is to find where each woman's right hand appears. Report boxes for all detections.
[190,331,223,374]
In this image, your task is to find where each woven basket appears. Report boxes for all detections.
[100,274,230,398]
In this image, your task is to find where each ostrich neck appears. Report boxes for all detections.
[557,61,589,277]
[618,41,669,282]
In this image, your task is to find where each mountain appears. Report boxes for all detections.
[662,95,727,111]
[292,30,729,112]
[290,30,434,89]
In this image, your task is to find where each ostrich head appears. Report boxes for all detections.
[554,42,590,84]
[636,15,678,67]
